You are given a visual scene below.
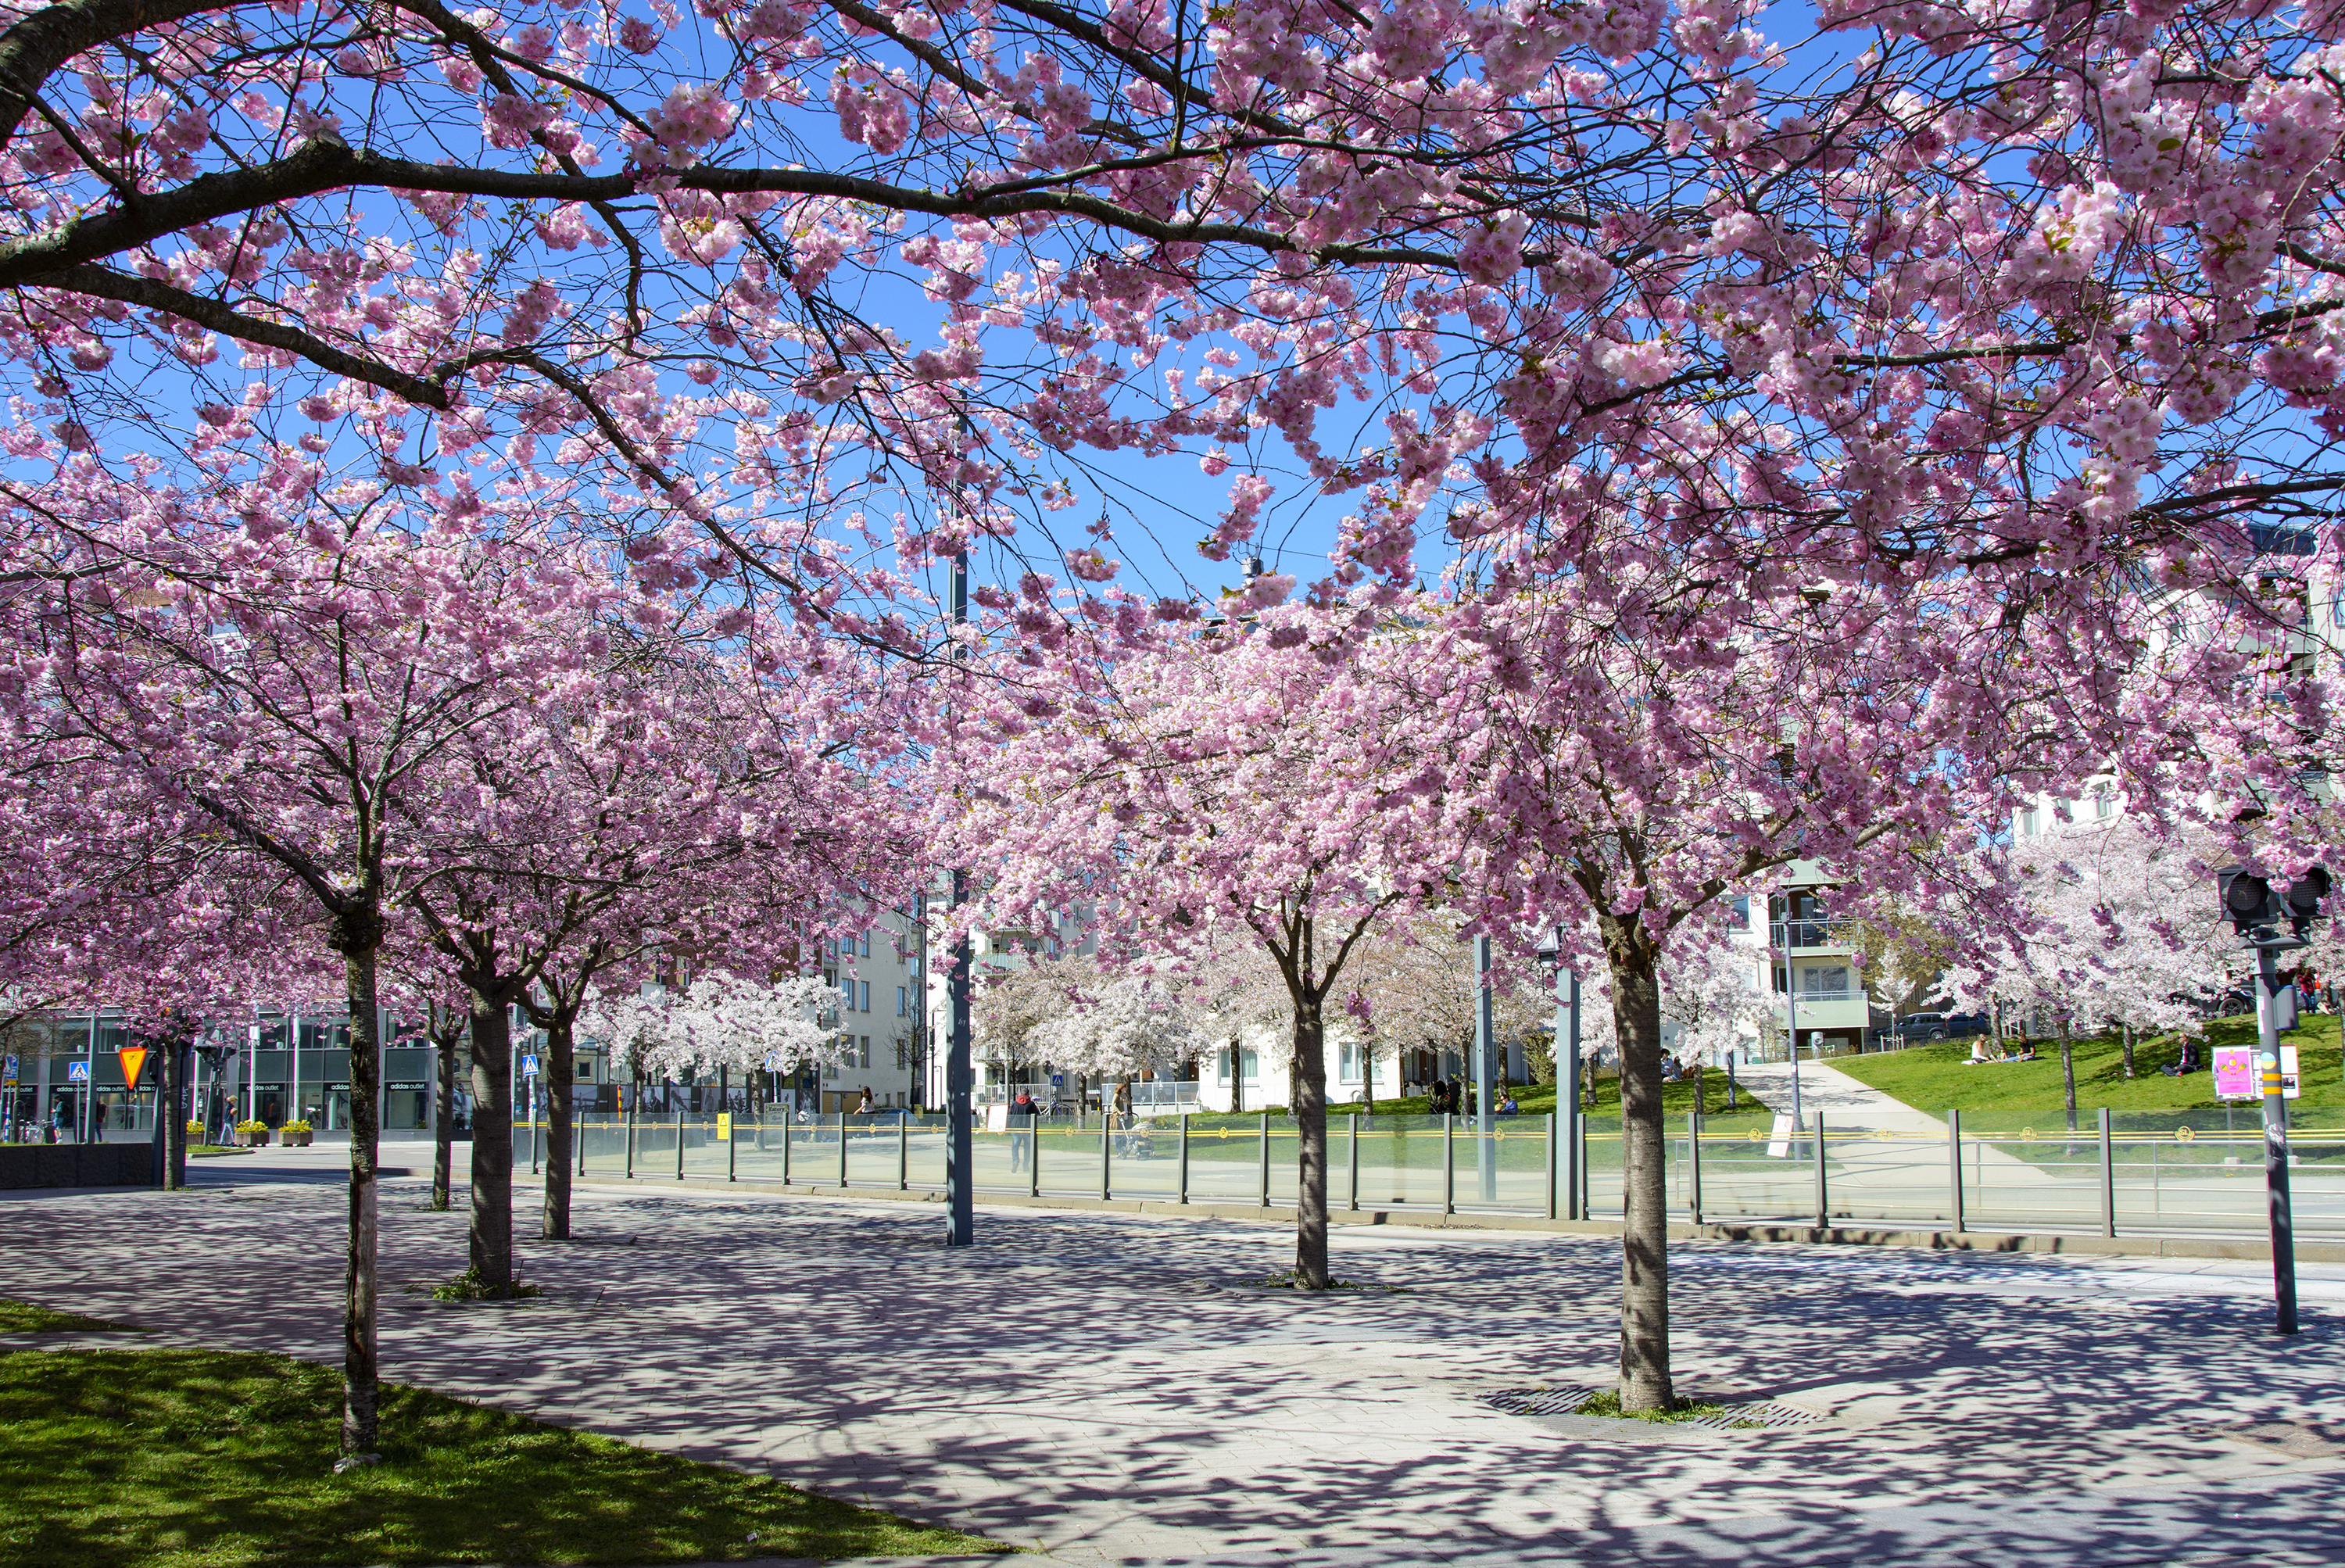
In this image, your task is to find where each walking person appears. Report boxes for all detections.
[1008,1088,1040,1172]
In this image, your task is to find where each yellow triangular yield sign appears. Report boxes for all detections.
[116,1045,149,1089]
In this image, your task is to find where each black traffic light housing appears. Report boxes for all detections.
[2286,866,2333,938]
[2218,864,2332,937]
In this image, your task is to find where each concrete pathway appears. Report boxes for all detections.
[1732,1059,1947,1133]
[7,1148,2345,1566]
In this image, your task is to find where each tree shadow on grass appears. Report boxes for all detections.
[0,1346,1008,1568]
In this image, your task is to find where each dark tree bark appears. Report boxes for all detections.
[1226,1036,1243,1113]
[2121,1022,2136,1080]
[330,906,384,1458]
[426,1001,460,1212]
[1290,926,1330,1290]
[1602,911,1675,1414]
[465,982,517,1287]
[159,1033,186,1189]
[539,1010,576,1239]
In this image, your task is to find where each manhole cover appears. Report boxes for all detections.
[1485,1386,1827,1431]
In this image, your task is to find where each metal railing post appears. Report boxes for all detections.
[1813,1114,1828,1230]
[899,1114,909,1191]
[1178,1112,1190,1204]
[1688,1110,1702,1225]
[625,1097,635,1179]
[1029,1117,1042,1197]
[1348,1112,1360,1211]
[781,1111,792,1184]
[2099,1106,2115,1238]
[1948,1108,1964,1233]
[1257,1112,1269,1208]
[578,1112,588,1176]
[1538,1106,1557,1219]
[837,1112,849,1188]
[728,1115,737,1182]
[1100,1112,1111,1201]
[1443,1112,1455,1215]
[675,1108,686,1180]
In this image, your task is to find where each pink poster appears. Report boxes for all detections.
[2212,1046,2256,1100]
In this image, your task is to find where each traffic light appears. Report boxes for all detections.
[2216,864,2332,937]
[2286,866,2333,938]
[2219,865,2278,934]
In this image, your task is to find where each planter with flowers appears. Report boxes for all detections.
[235,1120,270,1147]
[281,1120,313,1147]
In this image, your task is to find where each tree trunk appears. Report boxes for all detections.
[1291,990,1330,1290]
[542,1011,575,1239]
[334,913,384,1457]
[466,986,514,1288]
[160,1036,187,1189]
[1228,1035,1243,1113]
[2121,1022,2136,1080]
[1361,1047,1374,1119]
[1603,915,1674,1414]
[431,1029,454,1212]
[2059,1015,2078,1133]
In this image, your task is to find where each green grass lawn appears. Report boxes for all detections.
[0,1346,1008,1568]
[1182,1065,1770,1129]
[0,1298,132,1334]
[1829,1011,2344,1121]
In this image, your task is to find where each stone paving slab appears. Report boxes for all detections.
[3,1148,2343,1565]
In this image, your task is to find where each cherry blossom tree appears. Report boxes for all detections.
[0,474,606,1457]
[940,604,1464,1288]
[974,954,1209,1088]
[394,600,915,1273]
[1946,816,2246,1099]
[1423,560,2155,1412]
[582,970,836,1083]
[0,0,2340,659]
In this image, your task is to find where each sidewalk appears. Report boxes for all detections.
[3,1151,2343,1564]
[1731,1059,1946,1133]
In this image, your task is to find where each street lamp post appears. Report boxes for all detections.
[943,547,976,1249]
[1534,926,1583,1220]
[1773,895,1806,1132]
[1473,934,1497,1204]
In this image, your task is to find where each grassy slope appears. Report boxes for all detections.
[0,1298,130,1334]
[1828,1011,2344,1119]
[1173,1066,1774,1129]
[0,1346,1007,1568]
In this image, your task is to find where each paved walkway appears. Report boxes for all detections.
[7,1147,2345,1566]
[1733,1059,1947,1133]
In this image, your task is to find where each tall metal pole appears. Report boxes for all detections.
[2255,940,2299,1334]
[1776,899,1806,1131]
[1566,968,1584,1219]
[1473,934,1496,1203]
[1549,959,1578,1219]
[943,547,976,1248]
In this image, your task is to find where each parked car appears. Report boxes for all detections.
[1896,1011,1990,1043]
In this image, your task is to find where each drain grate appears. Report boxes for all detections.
[1485,1386,1827,1431]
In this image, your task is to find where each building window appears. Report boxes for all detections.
[860,1036,872,1069]
[896,986,907,1016]
[1338,1042,1361,1083]
[859,933,872,958]
[1729,895,1750,929]
[2092,786,2114,820]
[1801,966,1852,1000]
[2020,807,2040,837]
